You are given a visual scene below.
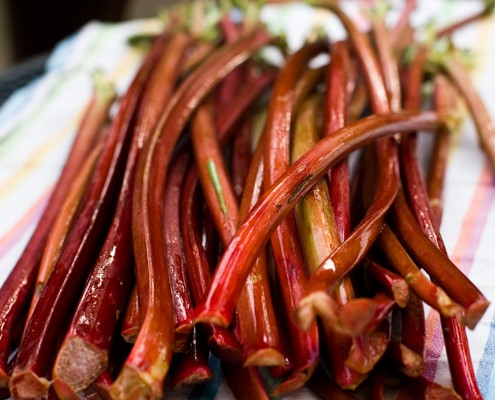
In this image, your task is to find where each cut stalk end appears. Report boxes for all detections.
[464,299,490,330]
[391,280,410,308]
[109,365,162,400]
[53,336,108,393]
[53,378,83,400]
[9,369,50,399]
[271,367,315,396]
[436,288,462,318]
[296,291,338,331]
[121,328,138,344]
[339,299,380,336]
[243,349,286,367]
[398,344,424,377]
[170,368,212,390]
[346,331,388,374]
[193,305,230,328]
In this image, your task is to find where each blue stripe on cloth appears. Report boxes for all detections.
[188,354,222,400]
[477,313,495,398]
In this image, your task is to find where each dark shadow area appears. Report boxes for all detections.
[6,0,129,62]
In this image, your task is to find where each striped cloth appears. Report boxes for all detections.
[0,1,494,399]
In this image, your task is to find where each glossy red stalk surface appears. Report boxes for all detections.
[0,74,115,385]
[193,111,443,326]
[164,148,194,349]
[391,190,489,329]
[191,102,283,367]
[51,34,189,396]
[262,40,328,394]
[10,39,156,399]
[111,30,271,400]
[180,166,243,364]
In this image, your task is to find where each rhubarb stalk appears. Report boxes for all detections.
[111,29,271,400]
[0,74,115,387]
[10,42,154,399]
[194,111,443,326]
[51,33,189,397]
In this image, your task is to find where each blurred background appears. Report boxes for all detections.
[0,0,175,72]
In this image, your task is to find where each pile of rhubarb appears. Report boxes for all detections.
[0,0,494,399]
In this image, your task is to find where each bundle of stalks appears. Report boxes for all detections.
[0,1,493,399]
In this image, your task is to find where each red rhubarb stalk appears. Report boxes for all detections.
[193,111,443,326]
[295,2,400,330]
[436,0,495,38]
[387,293,425,377]
[25,140,104,328]
[179,63,274,364]
[401,65,484,398]
[237,139,285,367]
[390,190,489,329]
[111,29,271,400]
[377,224,460,317]
[390,0,417,48]
[51,34,190,396]
[292,95,366,389]
[439,51,495,174]
[262,40,328,395]
[322,40,376,387]
[217,16,244,110]
[191,102,284,367]
[325,41,351,242]
[10,43,155,398]
[372,18,401,113]
[164,148,195,351]
[180,166,243,363]
[0,75,115,386]
[427,76,453,222]
[232,118,252,199]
